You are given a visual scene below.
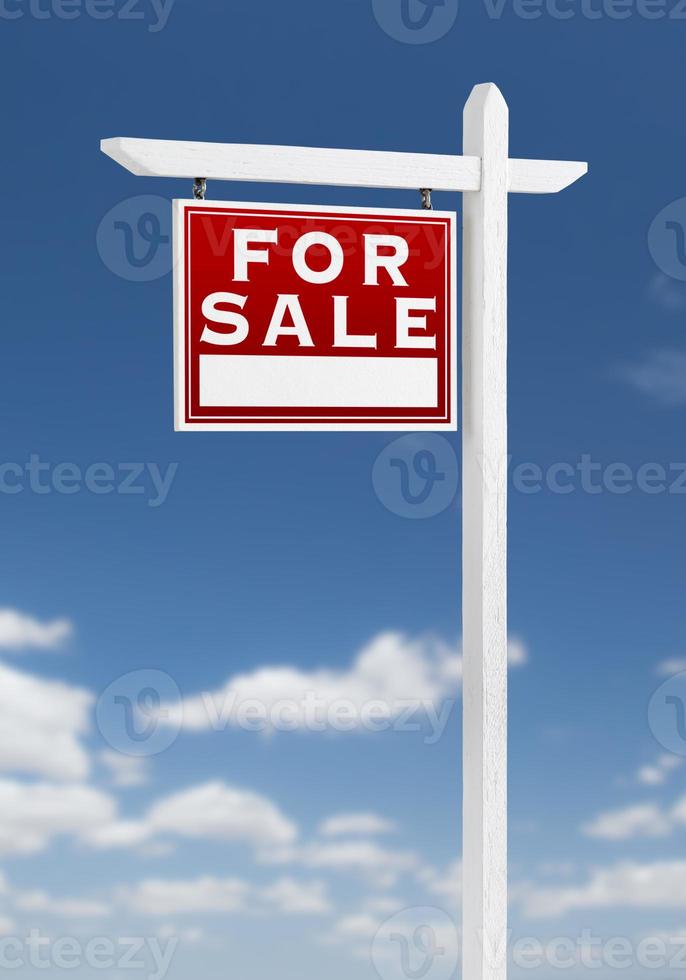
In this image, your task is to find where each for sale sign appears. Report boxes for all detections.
[173,200,456,430]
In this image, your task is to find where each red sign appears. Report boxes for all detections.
[173,200,456,430]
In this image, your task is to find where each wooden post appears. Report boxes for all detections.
[462,83,509,980]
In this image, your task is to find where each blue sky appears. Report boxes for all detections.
[1,0,686,978]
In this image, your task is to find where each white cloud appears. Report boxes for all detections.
[582,804,673,841]
[361,895,403,916]
[334,912,382,938]
[582,793,686,841]
[419,859,462,903]
[262,839,418,889]
[86,780,297,853]
[98,750,149,788]
[620,350,686,407]
[160,632,527,735]
[318,813,396,838]
[638,765,668,786]
[84,820,151,849]
[538,862,576,878]
[0,609,72,651]
[166,633,458,733]
[259,878,331,915]
[669,795,686,825]
[648,273,686,312]
[507,637,529,667]
[157,924,205,944]
[146,782,297,847]
[326,906,459,967]
[371,910,459,966]
[0,874,111,924]
[138,841,177,859]
[0,661,92,781]
[122,875,330,918]
[13,891,110,919]
[0,779,115,856]
[516,861,686,919]
[123,876,250,916]
[657,658,686,677]
[637,754,683,786]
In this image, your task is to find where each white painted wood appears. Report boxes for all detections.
[101,137,586,195]
[508,157,587,194]
[103,137,480,190]
[462,83,509,980]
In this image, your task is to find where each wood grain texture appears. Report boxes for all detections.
[462,83,509,980]
[100,137,585,195]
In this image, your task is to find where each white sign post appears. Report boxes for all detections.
[102,82,586,980]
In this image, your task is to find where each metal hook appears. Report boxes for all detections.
[193,178,207,201]
[420,188,432,210]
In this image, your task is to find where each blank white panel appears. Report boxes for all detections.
[199,355,438,408]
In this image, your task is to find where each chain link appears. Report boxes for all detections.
[420,188,432,210]
[193,178,207,201]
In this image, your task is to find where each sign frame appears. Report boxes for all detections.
[172,198,458,432]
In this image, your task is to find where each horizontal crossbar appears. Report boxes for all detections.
[101,137,587,195]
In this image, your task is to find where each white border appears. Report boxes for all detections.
[173,199,458,432]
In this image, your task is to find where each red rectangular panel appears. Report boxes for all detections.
[174,200,457,431]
